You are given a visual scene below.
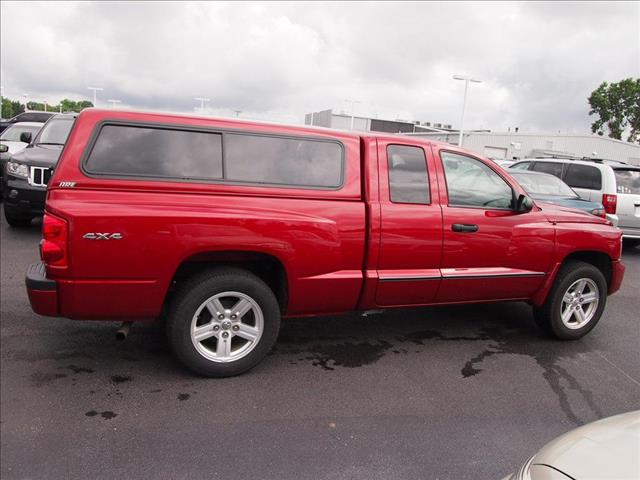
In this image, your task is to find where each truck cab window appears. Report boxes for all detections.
[441,152,513,209]
[387,145,430,204]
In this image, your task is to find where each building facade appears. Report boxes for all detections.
[407,131,640,166]
[305,109,456,134]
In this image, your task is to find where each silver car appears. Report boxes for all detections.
[503,410,640,480]
[510,158,640,244]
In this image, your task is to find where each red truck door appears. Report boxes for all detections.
[375,140,443,306]
[433,148,554,302]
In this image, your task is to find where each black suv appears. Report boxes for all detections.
[3,114,76,227]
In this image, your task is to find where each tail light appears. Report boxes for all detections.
[602,194,617,215]
[40,213,68,267]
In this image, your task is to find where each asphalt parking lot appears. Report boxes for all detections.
[1,208,639,480]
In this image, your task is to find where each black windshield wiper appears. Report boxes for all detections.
[36,142,64,146]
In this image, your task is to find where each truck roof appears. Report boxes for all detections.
[77,108,442,149]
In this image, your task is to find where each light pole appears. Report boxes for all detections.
[87,86,103,107]
[194,97,210,113]
[344,99,361,130]
[107,99,121,108]
[453,75,481,147]
[233,110,242,118]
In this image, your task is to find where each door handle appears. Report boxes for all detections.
[452,223,479,233]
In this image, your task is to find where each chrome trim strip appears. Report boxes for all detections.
[379,276,441,282]
[379,272,546,282]
[442,272,545,280]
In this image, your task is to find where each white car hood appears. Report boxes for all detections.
[0,140,28,155]
[533,411,640,479]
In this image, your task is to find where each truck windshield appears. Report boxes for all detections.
[36,118,74,146]
[614,169,640,194]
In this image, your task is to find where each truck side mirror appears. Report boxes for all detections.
[20,132,32,144]
[516,194,534,213]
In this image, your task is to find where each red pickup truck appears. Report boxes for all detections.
[26,109,625,377]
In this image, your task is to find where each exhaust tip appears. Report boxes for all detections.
[115,322,133,341]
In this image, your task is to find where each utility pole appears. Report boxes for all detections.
[107,99,121,108]
[452,75,481,147]
[87,86,103,107]
[233,110,242,118]
[344,99,361,130]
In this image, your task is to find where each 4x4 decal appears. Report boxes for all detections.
[82,233,123,240]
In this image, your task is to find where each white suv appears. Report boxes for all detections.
[510,158,640,244]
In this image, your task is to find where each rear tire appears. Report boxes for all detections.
[533,260,607,340]
[166,267,281,377]
[624,239,640,248]
[4,206,32,228]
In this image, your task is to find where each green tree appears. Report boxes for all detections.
[26,101,46,111]
[1,98,25,119]
[58,98,93,113]
[588,78,640,144]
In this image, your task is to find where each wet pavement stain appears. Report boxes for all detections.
[85,410,118,420]
[66,365,95,374]
[275,306,604,425]
[305,341,393,370]
[31,372,68,387]
[110,375,132,384]
[177,393,190,401]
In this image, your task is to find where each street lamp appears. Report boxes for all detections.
[194,97,210,112]
[87,86,103,107]
[344,99,361,130]
[453,75,481,147]
[107,99,121,108]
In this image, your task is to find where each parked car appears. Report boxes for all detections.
[510,158,640,245]
[0,111,54,134]
[509,170,606,218]
[3,114,76,226]
[503,410,640,480]
[0,121,44,154]
[25,109,624,377]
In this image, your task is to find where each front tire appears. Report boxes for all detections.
[533,260,607,340]
[167,267,281,377]
[4,206,32,228]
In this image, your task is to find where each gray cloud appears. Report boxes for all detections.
[1,1,638,132]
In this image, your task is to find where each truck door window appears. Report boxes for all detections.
[387,145,430,204]
[441,152,513,209]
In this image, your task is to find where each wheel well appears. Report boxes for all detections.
[562,251,612,287]
[167,251,288,313]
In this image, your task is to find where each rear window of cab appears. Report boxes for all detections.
[83,123,344,189]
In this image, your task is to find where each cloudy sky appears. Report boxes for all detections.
[1,1,638,132]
